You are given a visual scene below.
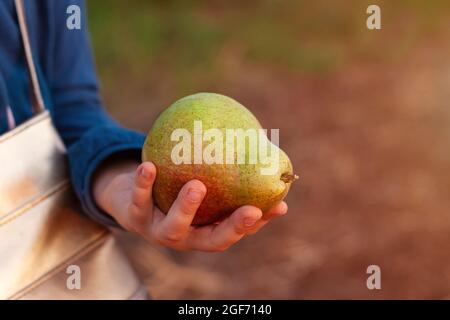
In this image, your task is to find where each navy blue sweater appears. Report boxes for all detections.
[0,0,145,226]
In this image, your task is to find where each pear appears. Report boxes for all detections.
[142,93,298,226]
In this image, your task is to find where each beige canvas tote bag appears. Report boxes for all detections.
[0,0,146,300]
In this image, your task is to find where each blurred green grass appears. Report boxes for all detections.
[86,0,350,84]
[86,0,450,95]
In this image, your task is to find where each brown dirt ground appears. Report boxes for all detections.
[107,34,450,299]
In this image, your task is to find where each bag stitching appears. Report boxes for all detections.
[0,180,70,225]
[7,230,110,300]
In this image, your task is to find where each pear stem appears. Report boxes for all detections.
[281,173,299,183]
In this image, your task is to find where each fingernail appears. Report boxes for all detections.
[244,217,258,227]
[140,167,150,179]
[187,189,203,202]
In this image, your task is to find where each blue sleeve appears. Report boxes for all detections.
[48,0,145,227]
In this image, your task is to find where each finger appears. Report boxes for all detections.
[246,201,288,235]
[128,162,157,231]
[262,201,288,220]
[186,205,262,251]
[155,179,206,243]
[132,162,157,209]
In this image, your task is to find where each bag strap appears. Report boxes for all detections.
[15,0,45,114]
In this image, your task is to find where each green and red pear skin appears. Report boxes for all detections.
[142,93,297,226]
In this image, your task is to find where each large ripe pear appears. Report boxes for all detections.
[142,93,297,226]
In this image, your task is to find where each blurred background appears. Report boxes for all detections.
[87,0,450,299]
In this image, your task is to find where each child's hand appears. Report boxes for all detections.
[93,161,288,252]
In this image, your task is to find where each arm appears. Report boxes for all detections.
[48,0,145,226]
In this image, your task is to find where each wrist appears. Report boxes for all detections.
[92,158,139,214]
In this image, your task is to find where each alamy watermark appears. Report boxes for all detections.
[170,121,280,176]
[66,264,81,290]
[366,5,381,30]
[66,5,81,30]
[366,265,381,290]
